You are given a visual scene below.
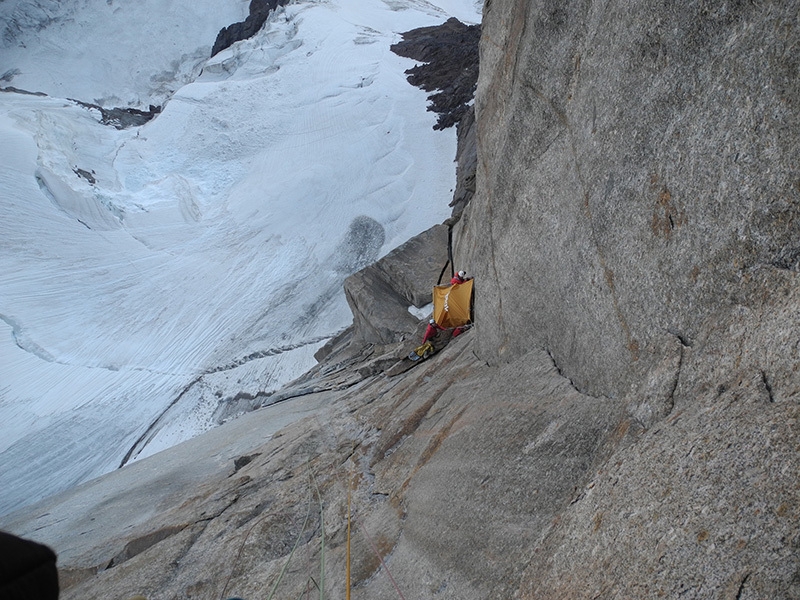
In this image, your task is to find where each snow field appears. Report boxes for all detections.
[0,0,481,517]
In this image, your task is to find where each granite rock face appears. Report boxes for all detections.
[10,337,636,600]
[17,336,796,599]
[521,379,800,599]
[457,0,800,400]
[343,224,448,346]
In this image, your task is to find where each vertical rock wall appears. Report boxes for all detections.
[458,0,800,398]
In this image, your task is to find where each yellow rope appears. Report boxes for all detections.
[346,480,352,600]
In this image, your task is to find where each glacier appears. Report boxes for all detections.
[0,0,482,516]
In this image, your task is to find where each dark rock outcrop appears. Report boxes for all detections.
[0,85,47,97]
[390,17,481,130]
[211,0,289,57]
[71,99,162,129]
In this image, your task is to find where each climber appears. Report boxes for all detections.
[409,319,446,361]
[422,318,445,344]
[451,270,471,285]
[452,322,472,338]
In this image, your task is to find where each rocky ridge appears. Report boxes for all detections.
[211,0,290,57]
[2,4,799,600]
[391,18,481,130]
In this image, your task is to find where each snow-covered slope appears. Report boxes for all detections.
[0,0,250,106]
[0,0,481,516]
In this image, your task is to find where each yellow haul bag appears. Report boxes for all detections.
[432,279,473,328]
